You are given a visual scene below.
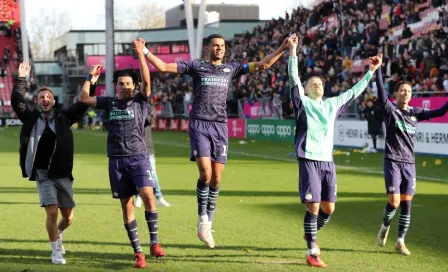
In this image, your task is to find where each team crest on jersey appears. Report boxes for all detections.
[411,116,417,122]
[223,68,231,73]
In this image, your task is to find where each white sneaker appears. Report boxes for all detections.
[377,224,390,247]
[134,195,142,208]
[57,237,65,255]
[197,216,215,248]
[395,241,411,256]
[372,148,377,153]
[156,198,170,207]
[205,228,216,249]
[51,250,66,264]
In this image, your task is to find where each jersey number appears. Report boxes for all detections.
[147,170,154,179]
[222,145,228,157]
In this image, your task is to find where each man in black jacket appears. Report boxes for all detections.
[362,98,383,152]
[11,61,96,265]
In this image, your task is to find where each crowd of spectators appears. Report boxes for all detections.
[150,0,448,119]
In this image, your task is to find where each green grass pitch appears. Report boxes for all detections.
[0,127,447,272]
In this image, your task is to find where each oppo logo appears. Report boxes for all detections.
[247,124,260,135]
[247,123,293,138]
[261,125,276,136]
[276,125,292,137]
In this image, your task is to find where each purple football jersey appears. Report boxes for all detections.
[177,60,248,122]
[382,101,427,163]
[96,92,149,157]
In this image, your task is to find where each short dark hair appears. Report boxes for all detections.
[205,34,225,45]
[113,68,140,86]
[37,86,54,96]
[394,81,413,93]
[305,76,323,87]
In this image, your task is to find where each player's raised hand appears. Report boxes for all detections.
[18,61,31,78]
[369,53,383,72]
[89,64,101,83]
[287,33,298,50]
[280,36,289,50]
[133,37,145,55]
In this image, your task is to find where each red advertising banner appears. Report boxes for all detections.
[227,118,246,139]
[87,54,191,73]
[180,119,190,132]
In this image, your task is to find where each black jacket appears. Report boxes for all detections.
[362,103,383,135]
[11,77,95,181]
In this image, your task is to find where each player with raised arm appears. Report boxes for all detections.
[79,38,165,269]
[375,56,448,255]
[136,33,288,248]
[286,34,382,267]
[11,61,96,265]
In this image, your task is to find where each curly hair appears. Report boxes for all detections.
[112,68,140,86]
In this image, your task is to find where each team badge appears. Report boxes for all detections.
[223,68,230,73]
[411,116,417,122]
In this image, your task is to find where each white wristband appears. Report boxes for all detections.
[143,47,149,55]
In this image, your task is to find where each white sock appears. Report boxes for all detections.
[307,248,317,256]
[58,229,63,239]
[50,241,59,252]
[397,238,404,243]
[208,221,213,230]
[198,215,208,223]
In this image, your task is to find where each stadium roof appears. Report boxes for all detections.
[52,20,267,53]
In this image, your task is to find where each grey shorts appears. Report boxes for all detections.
[35,169,76,208]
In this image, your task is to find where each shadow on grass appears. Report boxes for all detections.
[0,248,132,270]
[254,193,448,257]
[0,186,446,199]
[0,239,398,257]
[0,201,116,206]
[0,247,310,267]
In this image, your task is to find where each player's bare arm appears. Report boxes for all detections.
[79,65,101,107]
[133,38,178,73]
[133,38,151,97]
[254,36,289,72]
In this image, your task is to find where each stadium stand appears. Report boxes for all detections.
[0,0,21,116]
[150,0,448,119]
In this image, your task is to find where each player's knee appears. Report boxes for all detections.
[120,198,134,214]
[389,199,400,208]
[63,211,74,226]
[45,205,59,221]
[322,205,335,215]
[210,173,221,184]
[140,193,153,206]
[306,203,320,215]
[199,168,212,181]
